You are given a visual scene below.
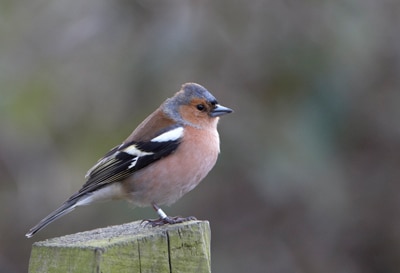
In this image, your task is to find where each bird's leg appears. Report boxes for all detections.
[141,203,197,227]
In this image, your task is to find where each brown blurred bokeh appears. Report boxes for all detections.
[1,1,400,272]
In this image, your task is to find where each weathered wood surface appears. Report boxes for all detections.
[28,220,211,273]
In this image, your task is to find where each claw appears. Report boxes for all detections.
[141,216,197,227]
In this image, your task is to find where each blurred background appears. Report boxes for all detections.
[1,0,400,272]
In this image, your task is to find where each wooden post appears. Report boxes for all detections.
[28,220,211,273]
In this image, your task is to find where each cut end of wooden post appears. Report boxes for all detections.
[28,220,211,273]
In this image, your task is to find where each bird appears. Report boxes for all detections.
[25,82,232,238]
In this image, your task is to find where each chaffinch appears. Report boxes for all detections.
[26,82,232,238]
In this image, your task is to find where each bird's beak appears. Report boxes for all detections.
[210,104,233,117]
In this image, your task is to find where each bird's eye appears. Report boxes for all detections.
[196,104,206,111]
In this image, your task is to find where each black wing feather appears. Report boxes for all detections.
[68,132,182,201]
[134,139,180,170]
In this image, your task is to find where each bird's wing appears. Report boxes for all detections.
[70,125,184,200]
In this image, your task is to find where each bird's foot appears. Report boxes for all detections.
[142,216,197,227]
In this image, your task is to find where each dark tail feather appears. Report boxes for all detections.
[25,199,78,238]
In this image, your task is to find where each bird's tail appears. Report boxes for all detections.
[25,199,79,238]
